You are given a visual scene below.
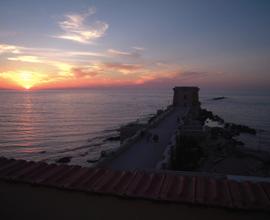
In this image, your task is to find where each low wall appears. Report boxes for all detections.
[155,108,198,170]
[155,129,180,170]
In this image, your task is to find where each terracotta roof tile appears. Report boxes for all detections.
[10,162,47,181]
[142,173,165,199]
[62,167,91,189]
[29,164,58,184]
[195,177,233,208]
[125,171,146,197]
[77,168,107,191]
[160,174,195,203]
[261,182,270,200]
[242,181,270,210]
[91,170,120,193]
[4,161,35,180]
[0,159,26,178]
[228,180,246,209]
[42,165,81,187]
[101,170,135,196]
[0,157,270,211]
[20,163,50,183]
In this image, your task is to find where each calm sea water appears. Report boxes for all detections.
[201,93,270,152]
[0,88,269,166]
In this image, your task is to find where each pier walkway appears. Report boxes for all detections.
[101,107,187,170]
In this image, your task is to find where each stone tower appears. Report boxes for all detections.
[173,86,200,116]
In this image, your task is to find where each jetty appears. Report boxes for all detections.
[98,87,200,170]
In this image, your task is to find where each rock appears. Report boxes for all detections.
[87,158,99,163]
[80,152,88,156]
[198,109,224,124]
[213,158,224,164]
[56,156,71,163]
[212,96,227,101]
[226,123,256,135]
[100,149,115,157]
[157,109,163,115]
[234,140,245,146]
[105,136,120,141]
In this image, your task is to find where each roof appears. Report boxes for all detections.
[0,157,270,212]
[173,86,199,91]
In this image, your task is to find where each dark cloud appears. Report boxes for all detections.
[143,71,209,87]
[179,71,208,80]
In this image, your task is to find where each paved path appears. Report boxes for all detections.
[102,107,187,170]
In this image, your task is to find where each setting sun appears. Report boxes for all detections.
[19,72,34,89]
[0,71,47,90]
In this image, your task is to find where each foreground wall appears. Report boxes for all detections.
[0,181,268,220]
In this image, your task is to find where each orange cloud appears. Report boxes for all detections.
[103,62,142,74]
[72,67,99,78]
[1,39,214,90]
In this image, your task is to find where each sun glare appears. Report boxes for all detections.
[16,72,34,89]
[11,71,41,90]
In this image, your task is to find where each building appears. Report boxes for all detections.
[173,86,200,117]
[173,86,199,107]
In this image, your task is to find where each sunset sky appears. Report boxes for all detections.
[0,0,269,91]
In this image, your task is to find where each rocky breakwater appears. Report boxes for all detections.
[170,108,270,177]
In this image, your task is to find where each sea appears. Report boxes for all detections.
[0,88,269,166]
